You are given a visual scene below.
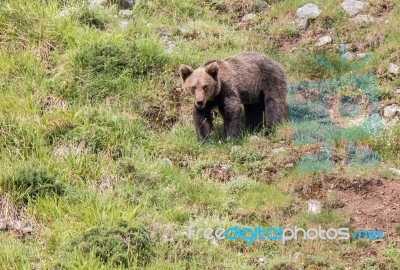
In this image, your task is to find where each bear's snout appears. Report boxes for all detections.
[195,100,206,109]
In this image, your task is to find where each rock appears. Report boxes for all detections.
[316,35,332,46]
[344,52,355,60]
[383,104,400,119]
[118,20,129,30]
[22,225,33,234]
[350,14,375,23]
[296,3,322,29]
[88,0,105,8]
[163,158,173,166]
[341,0,366,17]
[296,17,309,29]
[356,52,367,58]
[285,163,294,168]
[293,252,303,262]
[242,13,256,21]
[0,222,6,230]
[389,168,400,176]
[272,147,286,154]
[395,88,400,95]
[89,0,135,8]
[388,63,400,74]
[8,220,23,231]
[249,135,260,141]
[160,31,176,53]
[119,9,133,18]
[307,199,321,214]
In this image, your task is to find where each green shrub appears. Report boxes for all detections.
[72,222,154,267]
[2,165,65,204]
[75,39,168,77]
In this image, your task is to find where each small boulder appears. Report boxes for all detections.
[316,35,332,46]
[383,104,400,119]
[344,51,355,60]
[119,9,133,18]
[88,0,105,8]
[388,63,400,75]
[242,13,256,21]
[307,199,322,214]
[389,168,400,176]
[341,0,366,17]
[296,3,322,29]
[272,147,286,154]
[285,163,294,168]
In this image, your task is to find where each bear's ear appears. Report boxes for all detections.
[179,64,193,82]
[205,62,219,80]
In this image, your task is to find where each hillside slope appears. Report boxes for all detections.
[0,0,400,269]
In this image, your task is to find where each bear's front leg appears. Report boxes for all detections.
[193,107,213,142]
[220,99,241,140]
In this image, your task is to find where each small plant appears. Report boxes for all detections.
[76,7,109,30]
[1,165,65,204]
[72,222,154,267]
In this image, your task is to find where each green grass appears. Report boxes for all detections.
[0,0,399,269]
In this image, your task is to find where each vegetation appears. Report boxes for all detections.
[0,0,399,269]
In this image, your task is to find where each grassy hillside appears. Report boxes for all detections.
[0,0,400,269]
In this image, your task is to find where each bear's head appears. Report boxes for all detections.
[179,62,221,109]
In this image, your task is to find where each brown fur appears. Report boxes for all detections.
[179,52,287,142]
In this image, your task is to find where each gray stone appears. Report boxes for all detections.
[88,0,105,8]
[22,225,33,234]
[272,147,286,154]
[388,63,400,74]
[350,14,375,23]
[389,168,400,176]
[384,104,400,119]
[119,9,133,18]
[356,52,367,58]
[163,158,173,166]
[296,3,322,29]
[257,257,266,266]
[344,52,355,60]
[242,13,256,21]
[0,222,6,230]
[316,35,332,46]
[341,0,366,17]
[285,163,294,168]
[249,135,260,141]
[8,220,23,231]
[307,199,321,214]
[395,88,400,95]
[296,17,309,29]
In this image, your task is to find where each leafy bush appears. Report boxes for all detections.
[75,40,168,77]
[72,222,154,267]
[2,165,65,204]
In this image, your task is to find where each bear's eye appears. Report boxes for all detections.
[191,87,196,94]
[203,86,208,92]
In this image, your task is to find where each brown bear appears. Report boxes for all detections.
[179,52,287,142]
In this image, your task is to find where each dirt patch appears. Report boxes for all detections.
[0,193,36,236]
[333,178,400,239]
